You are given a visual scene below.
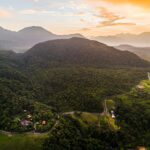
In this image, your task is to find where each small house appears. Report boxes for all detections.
[111,110,115,118]
[42,120,47,125]
[21,120,32,126]
[27,114,32,119]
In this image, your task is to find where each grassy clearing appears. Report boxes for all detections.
[69,112,119,131]
[0,133,48,150]
[70,112,100,126]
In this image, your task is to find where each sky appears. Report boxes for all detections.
[0,0,150,36]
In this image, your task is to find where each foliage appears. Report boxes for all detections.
[0,133,47,150]
[115,80,150,148]
[0,49,150,149]
[43,116,120,150]
[27,67,148,112]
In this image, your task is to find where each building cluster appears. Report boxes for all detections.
[20,110,47,130]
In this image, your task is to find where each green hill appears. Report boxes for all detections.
[114,80,150,148]
[24,38,150,68]
[0,37,150,150]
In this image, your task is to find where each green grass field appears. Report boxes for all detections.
[0,133,48,150]
[68,112,119,130]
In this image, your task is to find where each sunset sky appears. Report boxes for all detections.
[0,0,150,36]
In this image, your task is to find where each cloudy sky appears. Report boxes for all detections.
[0,0,150,36]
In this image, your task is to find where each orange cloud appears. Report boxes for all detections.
[107,0,150,7]
[88,0,150,8]
[80,28,91,31]
[96,7,135,27]
[97,7,124,21]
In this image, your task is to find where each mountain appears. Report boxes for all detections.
[0,38,149,114]
[0,50,21,68]
[0,38,150,150]
[116,45,150,61]
[23,37,150,68]
[0,26,84,52]
[93,32,150,47]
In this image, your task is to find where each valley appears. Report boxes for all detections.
[1,0,150,149]
[0,38,150,150]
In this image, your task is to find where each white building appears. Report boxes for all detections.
[148,72,150,80]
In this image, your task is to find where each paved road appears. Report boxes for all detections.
[63,111,101,115]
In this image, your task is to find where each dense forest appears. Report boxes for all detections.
[43,80,150,150]
[0,38,150,149]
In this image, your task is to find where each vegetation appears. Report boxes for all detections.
[43,80,150,149]
[0,133,47,150]
[0,38,150,149]
[26,67,148,112]
[24,38,150,68]
[43,115,120,150]
[114,80,150,148]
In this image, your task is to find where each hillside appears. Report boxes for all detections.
[43,80,150,150]
[23,38,150,68]
[0,38,149,115]
[114,80,150,148]
[0,26,84,52]
[0,40,150,149]
[115,45,150,61]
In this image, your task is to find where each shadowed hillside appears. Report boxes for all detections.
[23,38,150,68]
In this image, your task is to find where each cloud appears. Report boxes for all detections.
[20,9,55,15]
[87,0,150,9]
[106,0,150,9]
[76,12,85,16]
[20,9,84,17]
[21,9,37,14]
[98,21,135,27]
[80,19,86,22]
[0,9,11,17]
[80,28,91,31]
[26,0,39,2]
[96,7,135,27]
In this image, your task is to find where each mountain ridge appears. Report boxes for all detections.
[93,32,150,47]
[115,44,150,61]
[0,26,84,52]
[23,37,150,68]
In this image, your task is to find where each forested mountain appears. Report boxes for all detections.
[0,26,84,52]
[0,37,150,149]
[23,38,150,68]
[0,38,149,119]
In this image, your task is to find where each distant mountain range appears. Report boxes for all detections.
[1,25,150,54]
[93,32,150,47]
[0,26,84,52]
[23,38,150,68]
[116,45,150,61]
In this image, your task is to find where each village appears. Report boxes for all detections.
[10,102,57,133]
[20,110,47,130]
